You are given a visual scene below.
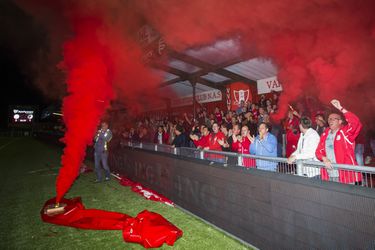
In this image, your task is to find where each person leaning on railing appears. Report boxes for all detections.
[315,99,363,184]
[287,117,320,177]
[190,125,210,149]
[153,125,169,145]
[232,125,256,168]
[171,124,189,148]
[204,122,226,163]
[249,122,278,171]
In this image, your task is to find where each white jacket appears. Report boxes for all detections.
[291,128,320,177]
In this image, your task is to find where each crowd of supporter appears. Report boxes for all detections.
[119,94,280,147]
[113,93,374,184]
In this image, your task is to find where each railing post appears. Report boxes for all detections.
[174,147,177,155]
[237,155,242,166]
[200,150,204,160]
[296,159,302,176]
[155,144,158,151]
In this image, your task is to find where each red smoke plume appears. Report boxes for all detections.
[137,0,375,121]
[18,0,375,121]
[15,0,163,201]
[56,17,114,202]
[15,0,375,200]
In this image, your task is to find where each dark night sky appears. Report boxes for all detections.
[0,0,51,128]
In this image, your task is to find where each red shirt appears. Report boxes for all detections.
[194,134,210,148]
[232,137,251,154]
[208,132,225,151]
[232,137,255,168]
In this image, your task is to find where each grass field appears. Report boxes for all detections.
[0,137,252,250]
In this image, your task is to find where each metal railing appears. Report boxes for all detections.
[121,141,375,188]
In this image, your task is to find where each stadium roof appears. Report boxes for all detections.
[152,38,278,98]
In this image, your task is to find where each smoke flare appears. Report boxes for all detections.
[14,0,375,201]
[55,17,114,202]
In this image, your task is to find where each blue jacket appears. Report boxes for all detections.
[250,132,278,171]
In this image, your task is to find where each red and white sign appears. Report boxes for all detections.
[257,76,282,94]
[171,89,222,107]
[233,89,250,104]
[226,82,253,111]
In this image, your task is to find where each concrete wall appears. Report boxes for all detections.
[109,147,375,250]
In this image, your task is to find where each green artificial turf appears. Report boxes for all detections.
[0,137,252,250]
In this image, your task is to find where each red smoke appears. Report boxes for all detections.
[18,0,375,121]
[137,0,375,121]
[15,0,375,201]
[56,17,114,203]
[16,0,164,201]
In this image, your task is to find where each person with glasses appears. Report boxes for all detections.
[315,99,362,184]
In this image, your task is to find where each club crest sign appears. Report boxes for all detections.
[226,82,252,111]
[233,89,250,104]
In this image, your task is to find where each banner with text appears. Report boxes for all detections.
[257,76,282,94]
[171,89,222,108]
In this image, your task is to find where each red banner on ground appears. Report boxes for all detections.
[118,175,174,207]
[41,197,183,248]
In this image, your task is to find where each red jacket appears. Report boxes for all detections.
[315,111,362,183]
[285,117,299,132]
[232,137,255,168]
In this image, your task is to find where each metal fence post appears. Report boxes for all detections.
[237,155,242,166]
[296,159,302,176]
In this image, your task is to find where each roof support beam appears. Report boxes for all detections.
[151,63,190,78]
[168,50,254,83]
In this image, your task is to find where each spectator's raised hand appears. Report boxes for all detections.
[189,134,198,141]
[232,134,238,142]
[217,139,225,146]
[330,99,343,111]
[292,110,301,118]
[249,134,255,143]
[228,129,233,137]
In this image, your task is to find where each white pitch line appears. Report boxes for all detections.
[110,173,121,180]
[0,138,20,151]
[28,167,60,174]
